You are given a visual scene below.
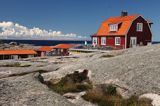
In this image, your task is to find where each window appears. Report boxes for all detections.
[137,23,143,32]
[109,24,118,31]
[115,37,121,45]
[92,37,98,45]
[101,37,106,45]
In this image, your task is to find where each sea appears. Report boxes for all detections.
[0,39,159,46]
[0,39,92,46]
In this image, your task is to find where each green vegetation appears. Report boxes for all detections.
[105,85,117,96]
[46,70,93,95]
[82,85,152,106]
[49,83,92,95]
[44,69,152,106]
[121,96,152,106]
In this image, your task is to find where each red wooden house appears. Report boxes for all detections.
[91,12,153,49]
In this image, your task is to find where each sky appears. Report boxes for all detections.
[0,0,159,41]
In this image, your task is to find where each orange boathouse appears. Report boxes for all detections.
[52,44,74,56]
[37,46,54,57]
[91,12,153,49]
[0,50,37,60]
[37,44,75,57]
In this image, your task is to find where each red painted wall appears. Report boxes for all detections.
[127,16,152,48]
[95,36,125,49]
[98,37,101,45]
[106,36,125,49]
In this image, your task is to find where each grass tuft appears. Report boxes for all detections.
[46,70,93,95]
[82,85,152,106]
[106,85,117,96]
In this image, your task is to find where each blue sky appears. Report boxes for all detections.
[0,0,159,41]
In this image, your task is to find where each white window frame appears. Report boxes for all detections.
[92,37,98,45]
[101,37,106,45]
[109,24,118,31]
[115,37,121,45]
[137,23,143,32]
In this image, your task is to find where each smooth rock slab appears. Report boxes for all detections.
[0,73,74,106]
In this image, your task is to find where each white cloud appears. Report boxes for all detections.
[0,21,84,40]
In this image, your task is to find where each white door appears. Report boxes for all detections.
[130,37,137,47]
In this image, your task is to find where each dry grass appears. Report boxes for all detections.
[48,82,92,95]
[46,70,93,95]
[82,85,152,106]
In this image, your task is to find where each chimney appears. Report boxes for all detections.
[121,11,128,17]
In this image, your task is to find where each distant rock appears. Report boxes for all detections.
[9,42,18,45]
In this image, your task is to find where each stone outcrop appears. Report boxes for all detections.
[0,73,74,106]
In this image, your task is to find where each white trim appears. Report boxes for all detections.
[101,37,106,45]
[130,37,137,47]
[115,37,121,45]
[125,15,152,48]
[109,24,118,31]
[139,16,153,42]
[147,22,152,36]
[125,15,139,49]
[137,23,143,32]
[146,21,153,42]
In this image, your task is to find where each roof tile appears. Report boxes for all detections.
[52,44,74,49]
[96,15,139,36]
[38,46,53,52]
[0,50,37,55]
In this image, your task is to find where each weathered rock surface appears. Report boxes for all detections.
[63,92,97,106]
[0,73,74,106]
[42,44,160,96]
[1,44,160,105]
[0,60,61,79]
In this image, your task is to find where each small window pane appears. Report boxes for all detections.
[101,37,106,45]
[109,24,118,31]
[137,23,143,31]
[115,37,121,45]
